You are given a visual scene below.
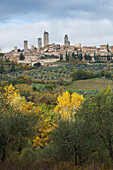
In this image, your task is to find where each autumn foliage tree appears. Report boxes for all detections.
[33,92,84,148]
[33,104,58,148]
[1,84,36,115]
[0,85,38,161]
[0,84,57,149]
[47,87,113,165]
[54,91,84,121]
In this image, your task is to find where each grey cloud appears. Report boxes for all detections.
[0,0,113,22]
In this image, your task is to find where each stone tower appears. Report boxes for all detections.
[24,40,28,52]
[64,34,70,46]
[31,45,35,51]
[14,46,18,53]
[44,31,49,47]
[38,38,42,49]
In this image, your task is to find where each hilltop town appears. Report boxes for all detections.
[3,31,113,65]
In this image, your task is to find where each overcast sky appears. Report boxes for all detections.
[1,0,113,52]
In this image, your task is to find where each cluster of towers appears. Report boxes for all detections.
[38,31,49,50]
[23,31,49,52]
[14,32,71,53]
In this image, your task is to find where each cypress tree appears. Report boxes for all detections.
[0,63,5,74]
[11,62,15,72]
[66,51,69,61]
[19,53,25,60]
[60,54,63,61]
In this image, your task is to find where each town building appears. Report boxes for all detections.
[4,31,113,64]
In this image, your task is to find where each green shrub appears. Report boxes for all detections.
[44,84,53,91]
[70,69,95,81]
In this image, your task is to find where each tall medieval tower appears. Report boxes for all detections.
[38,38,42,49]
[64,34,70,46]
[44,31,49,47]
[24,40,28,52]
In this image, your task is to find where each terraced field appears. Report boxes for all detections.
[63,78,113,91]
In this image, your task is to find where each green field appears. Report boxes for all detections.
[63,78,113,91]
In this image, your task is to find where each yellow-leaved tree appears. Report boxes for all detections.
[33,103,58,148]
[1,84,36,116]
[0,84,57,148]
[54,91,84,121]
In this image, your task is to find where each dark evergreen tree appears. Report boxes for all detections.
[72,52,77,59]
[34,62,41,68]
[0,63,5,74]
[94,52,96,60]
[18,49,21,52]
[107,44,109,52]
[19,53,25,60]
[78,53,83,61]
[88,54,92,61]
[0,53,4,58]
[66,51,69,61]
[66,51,68,61]
[75,47,78,51]
[60,54,63,60]
[11,61,15,72]
[107,56,111,61]
[84,53,92,60]
[72,52,75,58]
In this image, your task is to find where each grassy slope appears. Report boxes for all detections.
[63,78,113,91]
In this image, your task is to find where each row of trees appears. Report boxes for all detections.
[34,87,113,166]
[0,62,15,74]
[65,51,92,62]
[65,51,113,63]
[0,61,41,75]
[0,84,112,168]
[71,68,113,81]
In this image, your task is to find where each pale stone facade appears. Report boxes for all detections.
[76,43,81,49]
[14,46,18,53]
[7,32,113,63]
[31,45,35,51]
